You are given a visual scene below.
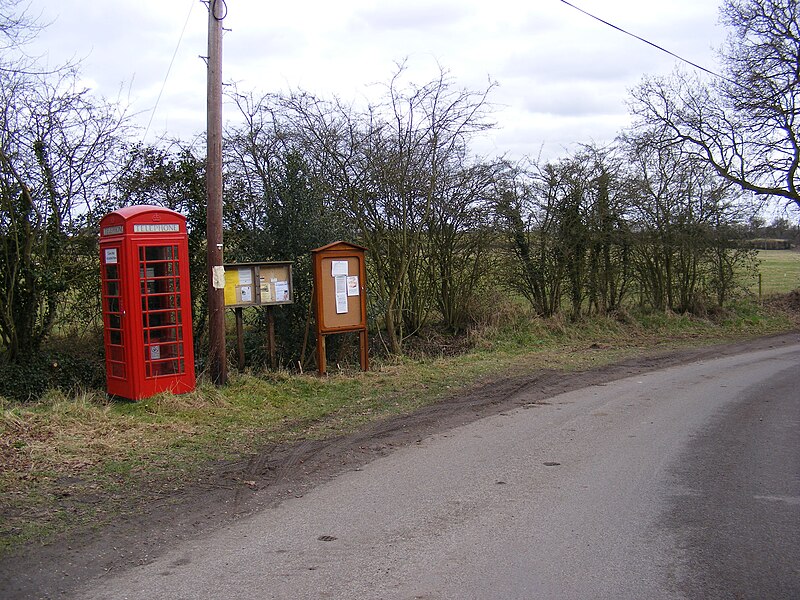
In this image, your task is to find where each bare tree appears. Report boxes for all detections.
[623,129,754,312]
[493,164,565,318]
[276,64,496,353]
[424,159,501,332]
[0,31,130,360]
[0,0,40,60]
[630,0,800,211]
[221,90,346,367]
[363,65,496,349]
[585,167,633,315]
[543,146,634,319]
[494,147,633,320]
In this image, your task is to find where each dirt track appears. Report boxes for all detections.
[2,331,799,599]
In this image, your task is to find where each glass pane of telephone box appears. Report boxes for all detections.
[105,264,119,280]
[102,249,126,379]
[139,245,185,378]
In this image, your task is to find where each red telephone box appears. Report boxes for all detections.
[99,206,196,400]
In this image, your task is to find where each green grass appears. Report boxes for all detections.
[752,249,800,295]
[0,302,797,556]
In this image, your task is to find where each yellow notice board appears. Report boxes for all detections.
[223,262,293,308]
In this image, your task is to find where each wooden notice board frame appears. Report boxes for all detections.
[312,241,368,374]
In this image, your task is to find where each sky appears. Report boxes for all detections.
[23,0,728,162]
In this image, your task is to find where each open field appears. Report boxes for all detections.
[2,299,798,558]
[752,249,800,295]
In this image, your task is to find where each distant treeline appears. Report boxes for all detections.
[746,239,793,250]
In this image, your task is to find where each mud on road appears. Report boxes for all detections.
[2,332,799,599]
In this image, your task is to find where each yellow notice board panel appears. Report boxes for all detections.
[224,266,256,306]
[223,262,293,308]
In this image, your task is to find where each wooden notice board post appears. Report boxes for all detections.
[311,241,368,375]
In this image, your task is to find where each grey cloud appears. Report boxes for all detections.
[517,82,622,118]
[507,4,723,85]
[29,2,202,94]
[227,28,307,65]
[353,2,468,32]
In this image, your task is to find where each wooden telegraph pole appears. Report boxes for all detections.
[206,0,227,385]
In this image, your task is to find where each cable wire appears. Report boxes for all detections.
[558,0,735,84]
[142,0,197,144]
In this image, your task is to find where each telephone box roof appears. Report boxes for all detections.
[103,205,186,221]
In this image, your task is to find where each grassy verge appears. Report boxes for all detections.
[1,299,797,556]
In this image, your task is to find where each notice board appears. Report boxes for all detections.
[312,241,368,373]
[222,262,293,308]
[317,255,364,330]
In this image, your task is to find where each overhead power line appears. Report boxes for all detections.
[143,0,197,144]
[558,0,735,84]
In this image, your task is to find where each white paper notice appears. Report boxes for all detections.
[346,276,360,296]
[335,275,347,294]
[212,266,226,290]
[259,276,272,302]
[331,260,349,277]
[238,268,253,285]
[336,292,349,314]
[275,281,290,302]
[104,248,118,264]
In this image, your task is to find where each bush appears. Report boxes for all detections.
[0,350,106,402]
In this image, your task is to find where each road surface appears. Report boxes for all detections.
[49,342,800,598]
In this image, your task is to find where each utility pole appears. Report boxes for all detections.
[206,0,227,385]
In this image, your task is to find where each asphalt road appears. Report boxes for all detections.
[72,342,800,599]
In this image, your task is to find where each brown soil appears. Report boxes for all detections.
[2,331,799,599]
